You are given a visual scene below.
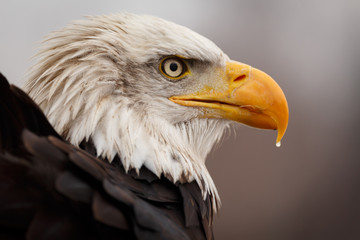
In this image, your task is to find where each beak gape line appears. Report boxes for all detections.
[170,61,289,145]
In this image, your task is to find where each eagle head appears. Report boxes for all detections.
[24,13,288,210]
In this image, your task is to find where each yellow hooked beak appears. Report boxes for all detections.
[169,61,289,145]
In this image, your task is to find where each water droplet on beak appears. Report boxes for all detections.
[276,141,281,148]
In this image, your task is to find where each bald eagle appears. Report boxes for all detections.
[0,13,288,240]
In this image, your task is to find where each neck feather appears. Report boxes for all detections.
[29,89,229,211]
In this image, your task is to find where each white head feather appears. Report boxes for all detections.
[24,13,231,210]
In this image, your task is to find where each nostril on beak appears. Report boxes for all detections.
[233,74,247,82]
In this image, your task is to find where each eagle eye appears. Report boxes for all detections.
[160,57,188,80]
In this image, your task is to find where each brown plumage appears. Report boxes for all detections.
[0,73,214,239]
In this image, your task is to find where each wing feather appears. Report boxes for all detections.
[0,73,214,239]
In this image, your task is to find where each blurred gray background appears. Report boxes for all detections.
[1,0,360,239]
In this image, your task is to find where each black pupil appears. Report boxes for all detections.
[170,62,178,72]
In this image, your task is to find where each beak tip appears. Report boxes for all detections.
[275,118,288,147]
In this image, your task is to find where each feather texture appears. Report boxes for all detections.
[0,73,214,239]
[24,13,231,210]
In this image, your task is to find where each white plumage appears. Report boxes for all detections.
[24,13,232,210]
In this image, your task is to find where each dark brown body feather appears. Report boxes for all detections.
[0,73,214,240]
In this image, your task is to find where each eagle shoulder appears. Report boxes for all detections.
[0,73,213,240]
